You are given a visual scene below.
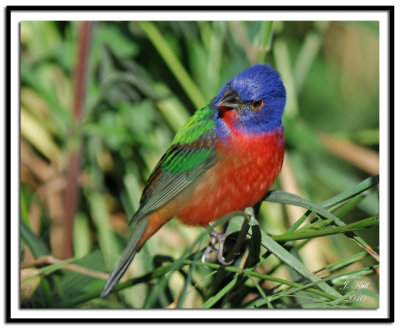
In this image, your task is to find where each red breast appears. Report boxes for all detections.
[172,127,285,226]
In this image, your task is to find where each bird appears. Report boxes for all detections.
[101,64,286,298]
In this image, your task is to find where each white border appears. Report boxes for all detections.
[9,8,390,321]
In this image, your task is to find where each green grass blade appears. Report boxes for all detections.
[20,61,72,135]
[293,31,321,91]
[270,265,378,304]
[249,276,273,308]
[329,194,365,217]
[320,175,379,208]
[285,175,377,234]
[137,21,206,108]
[73,213,92,258]
[176,243,204,308]
[202,275,239,308]
[88,193,119,270]
[247,214,341,298]
[265,190,342,221]
[258,21,273,63]
[320,250,368,274]
[206,22,223,96]
[265,187,380,260]
[273,39,298,117]
[272,216,378,242]
[21,220,49,258]
[39,257,78,277]
[142,272,170,308]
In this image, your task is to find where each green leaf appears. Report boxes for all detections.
[271,216,378,242]
[73,213,92,258]
[320,250,368,274]
[270,265,378,304]
[244,224,261,268]
[88,193,119,270]
[265,190,341,221]
[202,274,239,308]
[320,175,379,208]
[176,245,203,308]
[54,251,108,306]
[20,221,49,258]
[39,257,77,277]
[265,183,380,261]
[137,21,206,108]
[258,21,273,63]
[20,61,72,135]
[246,212,341,298]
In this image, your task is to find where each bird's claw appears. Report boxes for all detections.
[201,244,214,264]
[202,229,233,266]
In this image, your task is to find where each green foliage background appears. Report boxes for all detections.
[20,21,379,309]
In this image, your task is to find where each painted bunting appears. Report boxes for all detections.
[101,64,286,297]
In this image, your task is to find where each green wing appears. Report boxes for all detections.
[129,102,217,224]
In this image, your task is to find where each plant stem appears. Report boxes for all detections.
[63,21,92,259]
[271,216,379,242]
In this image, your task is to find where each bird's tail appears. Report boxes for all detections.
[100,211,169,298]
[100,216,148,298]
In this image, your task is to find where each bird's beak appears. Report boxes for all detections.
[217,90,239,109]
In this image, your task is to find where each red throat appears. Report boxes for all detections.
[219,107,239,132]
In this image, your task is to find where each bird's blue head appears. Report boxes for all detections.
[213,64,286,136]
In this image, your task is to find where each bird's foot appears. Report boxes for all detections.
[202,229,233,266]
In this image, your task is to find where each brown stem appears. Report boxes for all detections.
[63,21,93,259]
[21,255,113,281]
[319,132,379,175]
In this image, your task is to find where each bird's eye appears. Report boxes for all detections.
[251,99,264,110]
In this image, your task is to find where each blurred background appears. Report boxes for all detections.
[20,21,379,308]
